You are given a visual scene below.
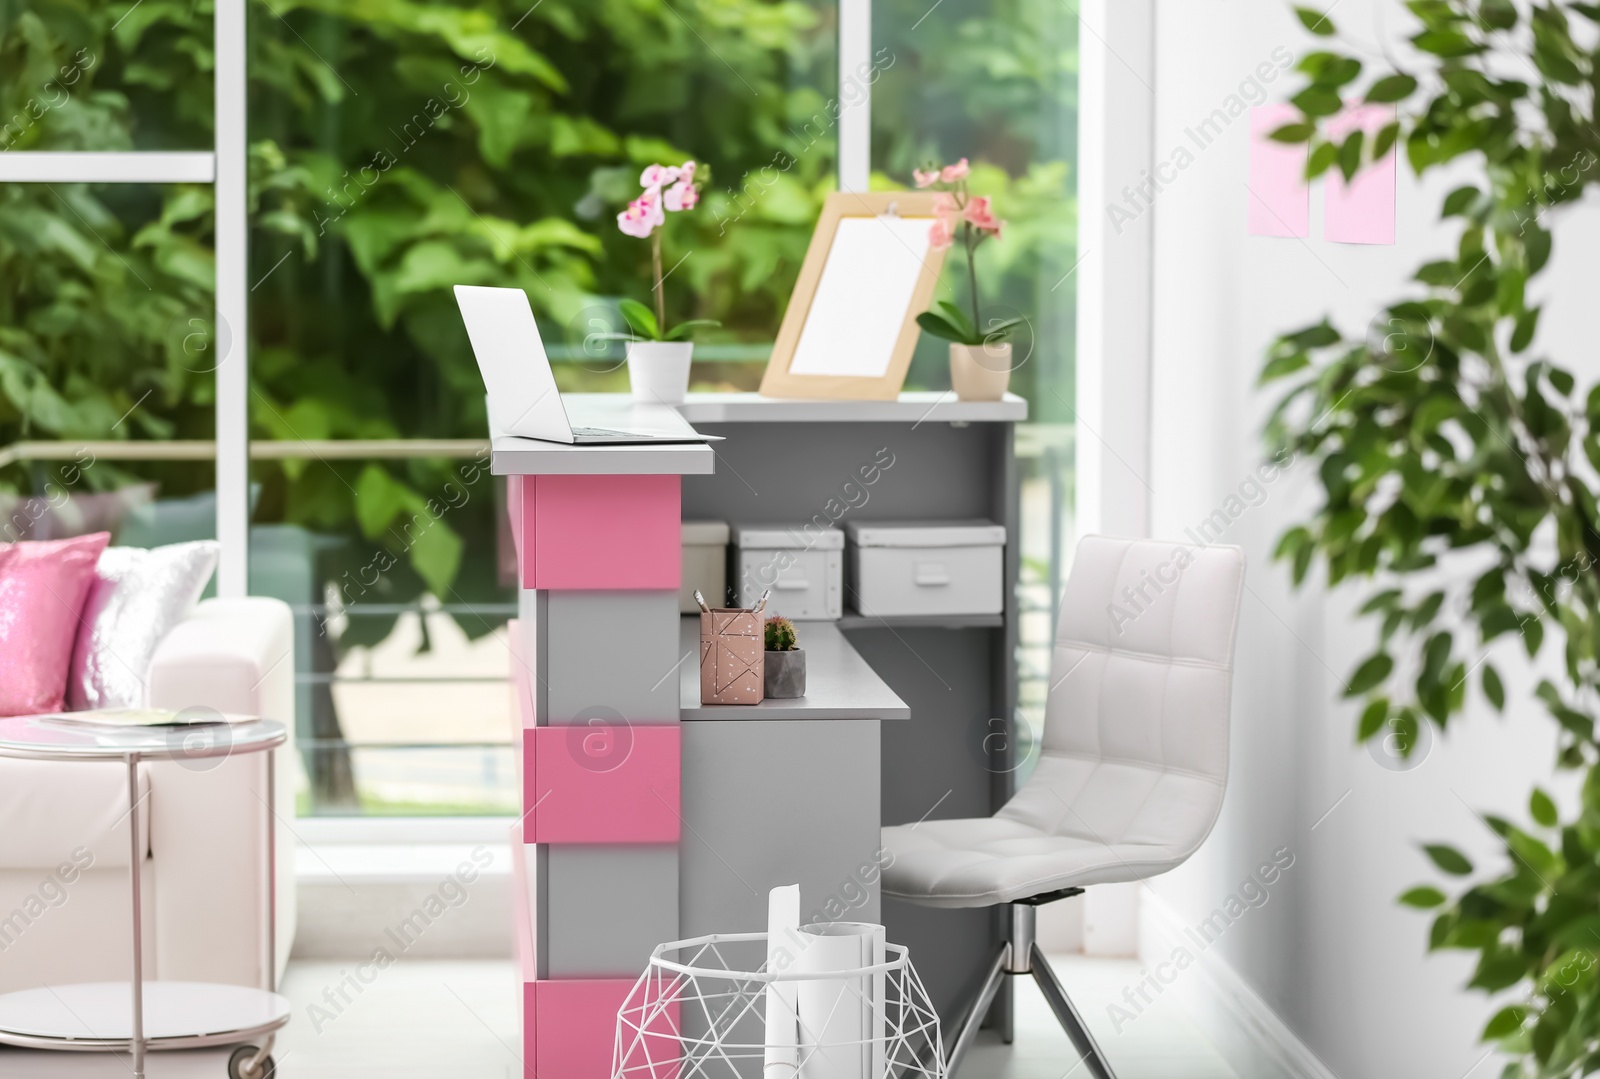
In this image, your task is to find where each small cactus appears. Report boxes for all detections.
[765,615,799,652]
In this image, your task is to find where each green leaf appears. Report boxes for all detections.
[1469,950,1529,991]
[1345,652,1394,696]
[1423,843,1474,875]
[617,298,662,341]
[915,311,971,345]
[1338,130,1364,180]
[1482,664,1505,710]
[935,300,978,341]
[1371,122,1400,160]
[1294,87,1345,117]
[1510,307,1540,352]
[1269,122,1316,144]
[1416,261,1461,287]
[1260,352,1310,382]
[1400,886,1448,908]
[1482,1005,1527,1041]
[1358,697,1390,740]
[1526,225,1553,272]
[664,319,722,342]
[1441,186,1480,217]
[1295,6,1337,34]
[1307,141,1338,178]
[1366,73,1419,102]
[1414,29,1482,57]
[1481,0,1517,28]
[1530,788,1558,827]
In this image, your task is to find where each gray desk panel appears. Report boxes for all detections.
[680,719,882,939]
[541,844,678,979]
[534,591,681,724]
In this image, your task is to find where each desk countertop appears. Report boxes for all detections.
[676,391,1027,425]
[678,617,910,721]
[490,397,716,476]
[490,392,1028,475]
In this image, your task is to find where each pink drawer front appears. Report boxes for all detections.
[525,977,680,1079]
[525,724,680,844]
[508,474,681,590]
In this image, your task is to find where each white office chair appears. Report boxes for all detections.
[882,535,1245,1077]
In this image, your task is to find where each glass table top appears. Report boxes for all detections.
[0,711,286,762]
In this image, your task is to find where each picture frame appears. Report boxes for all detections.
[759,191,949,400]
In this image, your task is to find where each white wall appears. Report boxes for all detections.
[1123,2,1600,1076]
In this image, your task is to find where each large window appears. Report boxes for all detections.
[2,0,1077,816]
[245,0,841,814]
[873,0,1079,750]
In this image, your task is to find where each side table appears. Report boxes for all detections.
[0,712,291,1079]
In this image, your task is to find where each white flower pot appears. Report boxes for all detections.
[627,341,694,405]
[949,342,1012,401]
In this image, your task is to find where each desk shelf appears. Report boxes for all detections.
[835,613,1004,631]
[679,617,909,721]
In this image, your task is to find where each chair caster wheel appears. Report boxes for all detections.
[229,1045,276,1079]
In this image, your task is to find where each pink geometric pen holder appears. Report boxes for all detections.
[699,608,764,705]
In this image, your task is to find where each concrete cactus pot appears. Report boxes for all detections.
[764,649,806,699]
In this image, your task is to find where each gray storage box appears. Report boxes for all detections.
[681,520,731,613]
[845,520,1006,617]
[732,524,844,621]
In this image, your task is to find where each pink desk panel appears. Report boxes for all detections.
[525,724,681,844]
[508,474,682,590]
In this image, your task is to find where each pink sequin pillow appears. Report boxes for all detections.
[0,532,111,716]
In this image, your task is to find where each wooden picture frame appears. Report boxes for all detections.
[759,191,949,400]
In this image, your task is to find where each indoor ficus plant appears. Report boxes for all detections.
[1265,1,1600,1074]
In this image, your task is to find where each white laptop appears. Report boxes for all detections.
[454,285,718,445]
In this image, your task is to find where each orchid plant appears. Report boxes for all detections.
[912,158,1022,348]
[612,161,720,343]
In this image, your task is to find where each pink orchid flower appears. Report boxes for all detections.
[928,216,956,250]
[963,195,1003,236]
[940,157,970,182]
[913,168,941,189]
[640,163,681,188]
[678,160,697,182]
[617,189,665,238]
[933,192,960,220]
[663,180,699,212]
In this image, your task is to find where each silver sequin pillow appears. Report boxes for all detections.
[66,540,220,711]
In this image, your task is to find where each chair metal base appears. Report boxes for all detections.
[945,898,1117,1079]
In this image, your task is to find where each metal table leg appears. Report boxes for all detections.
[127,753,145,1079]
[266,747,276,995]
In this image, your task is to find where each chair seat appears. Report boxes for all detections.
[881,815,1189,908]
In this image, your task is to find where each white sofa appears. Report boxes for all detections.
[0,597,298,993]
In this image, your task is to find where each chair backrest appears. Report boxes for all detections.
[1000,535,1246,869]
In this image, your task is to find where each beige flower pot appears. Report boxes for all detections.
[949,342,1012,401]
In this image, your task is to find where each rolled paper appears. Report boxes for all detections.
[765,885,802,1078]
[795,922,886,1079]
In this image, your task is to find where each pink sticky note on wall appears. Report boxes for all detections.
[1324,103,1397,244]
[1247,104,1309,237]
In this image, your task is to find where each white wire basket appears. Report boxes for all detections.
[612,931,946,1079]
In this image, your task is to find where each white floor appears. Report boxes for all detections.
[962,955,1241,1079]
[0,956,1238,1078]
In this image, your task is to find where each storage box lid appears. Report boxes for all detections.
[845,520,1007,548]
[682,520,730,544]
[731,523,845,550]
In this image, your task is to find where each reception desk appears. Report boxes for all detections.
[499,391,1026,1076]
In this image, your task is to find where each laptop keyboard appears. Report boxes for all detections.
[570,426,629,437]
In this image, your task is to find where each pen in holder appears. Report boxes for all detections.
[699,590,769,705]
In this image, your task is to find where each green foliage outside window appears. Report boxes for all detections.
[0,0,1074,609]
